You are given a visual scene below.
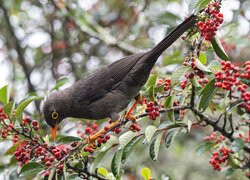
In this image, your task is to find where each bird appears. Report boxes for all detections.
[43,14,196,140]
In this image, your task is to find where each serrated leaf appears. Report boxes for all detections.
[3,101,15,116]
[57,136,81,144]
[121,135,143,163]
[100,135,118,152]
[211,37,229,60]
[196,141,214,156]
[16,96,44,122]
[198,79,218,111]
[231,138,244,153]
[198,52,207,65]
[19,162,44,177]
[149,132,163,161]
[141,167,151,180]
[145,74,157,88]
[119,131,136,149]
[51,78,69,91]
[195,59,211,73]
[171,66,191,86]
[97,167,108,177]
[165,130,176,148]
[111,149,123,178]
[0,85,10,104]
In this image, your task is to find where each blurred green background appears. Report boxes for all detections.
[0,0,249,179]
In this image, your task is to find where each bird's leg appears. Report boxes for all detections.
[89,118,120,142]
[125,94,143,122]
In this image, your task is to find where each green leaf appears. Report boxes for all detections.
[164,96,172,108]
[16,96,43,122]
[145,126,157,143]
[111,149,123,178]
[207,60,221,74]
[226,99,244,113]
[149,132,163,161]
[198,52,207,65]
[171,66,190,86]
[162,51,183,66]
[196,0,212,12]
[148,86,155,101]
[19,162,44,177]
[57,136,81,144]
[51,78,69,91]
[165,130,176,148]
[97,167,108,177]
[3,101,15,116]
[121,135,143,163]
[145,74,157,88]
[141,167,151,180]
[196,141,214,156]
[195,59,211,73]
[231,138,244,153]
[119,131,136,149]
[211,37,229,60]
[198,79,218,111]
[100,135,118,152]
[5,141,22,155]
[0,85,10,104]
[90,151,108,173]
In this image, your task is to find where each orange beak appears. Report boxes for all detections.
[51,122,58,140]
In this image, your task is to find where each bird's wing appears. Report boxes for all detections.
[76,52,145,103]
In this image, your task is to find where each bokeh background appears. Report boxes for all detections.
[0,0,249,179]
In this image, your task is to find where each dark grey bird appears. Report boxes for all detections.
[43,15,196,139]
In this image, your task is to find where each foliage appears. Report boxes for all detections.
[0,0,249,180]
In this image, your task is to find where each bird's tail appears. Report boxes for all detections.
[142,14,196,63]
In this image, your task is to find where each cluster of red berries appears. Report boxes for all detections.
[14,141,71,176]
[157,78,171,91]
[146,101,160,120]
[84,133,111,153]
[130,123,141,131]
[197,1,223,41]
[209,146,232,171]
[22,116,39,131]
[77,122,99,138]
[198,78,209,85]
[203,132,225,144]
[215,60,250,112]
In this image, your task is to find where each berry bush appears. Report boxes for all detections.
[0,0,249,179]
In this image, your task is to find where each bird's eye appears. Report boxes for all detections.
[52,112,58,120]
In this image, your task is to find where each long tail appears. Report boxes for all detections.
[142,14,196,63]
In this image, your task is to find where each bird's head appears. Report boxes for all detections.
[43,91,69,140]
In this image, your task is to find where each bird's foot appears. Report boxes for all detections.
[89,118,120,142]
[125,113,136,122]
